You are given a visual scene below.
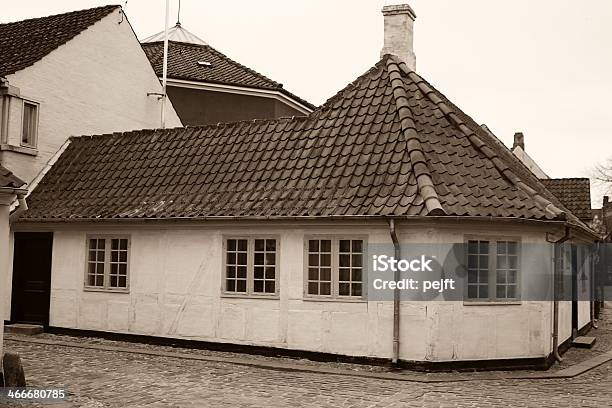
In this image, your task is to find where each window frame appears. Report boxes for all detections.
[20,99,39,148]
[84,235,131,293]
[221,236,280,299]
[463,235,521,304]
[303,235,367,301]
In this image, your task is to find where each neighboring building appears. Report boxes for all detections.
[10,4,600,368]
[0,165,26,365]
[511,132,549,179]
[0,6,182,185]
[141,22,314,126]
[540,178,593,224]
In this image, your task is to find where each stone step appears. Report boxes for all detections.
[572,336,597,349]
[4,323,44,335]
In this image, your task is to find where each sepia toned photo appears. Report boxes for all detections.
[0,1,611,407]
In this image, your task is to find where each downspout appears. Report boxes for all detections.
[552,226,571,363]
[9,194,28,223]
[388,218,401,365]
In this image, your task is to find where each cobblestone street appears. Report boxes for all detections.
[2,333,612,408]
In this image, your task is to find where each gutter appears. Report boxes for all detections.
[552,226,571,363]
[388,218,401,365]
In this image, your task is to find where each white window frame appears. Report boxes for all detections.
[222,236,280,298]
[303,236,367,301]
[84,235,131,293]
[463,236,521,303]
[20,99,39,148]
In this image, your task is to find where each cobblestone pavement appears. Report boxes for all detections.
[3,338,612,408]
[2,305,612,408]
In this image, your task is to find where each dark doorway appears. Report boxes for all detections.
[571,245,578,338]
[11,232,53,326]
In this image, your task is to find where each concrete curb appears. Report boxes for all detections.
[5,335,612,383]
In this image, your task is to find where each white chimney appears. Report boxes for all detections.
[380,4,417,70]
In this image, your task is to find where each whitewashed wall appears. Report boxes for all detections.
[1,8,181,183]
[37,221,563,362]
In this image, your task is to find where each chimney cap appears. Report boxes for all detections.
[382,4,416,19]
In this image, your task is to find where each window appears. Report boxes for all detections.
[466,239,519,301]
[21,100,38,147]
[86,237,129,291]
[306,238,364,299]
[224,238,278,296]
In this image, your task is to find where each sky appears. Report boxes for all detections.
[2,0,611,206]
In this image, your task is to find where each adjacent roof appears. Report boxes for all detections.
[540,178,593,221]
[142,40,314,110]
[0,165,25,189]
[0,5,119,78]
[142,22,207,45]
[21,55,588,227]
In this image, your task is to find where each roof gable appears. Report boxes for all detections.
[22,55,588,227]
[0,5,119,77]
[141,40,314,110]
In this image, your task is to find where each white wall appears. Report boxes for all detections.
[1,8,181,183]
[41,221,559,362]
[0,192,17,358]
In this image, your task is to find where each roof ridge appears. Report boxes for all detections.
[69,115,308,141]
[0,5,119,27]
[398,64,566,220]
[385,55,445,216]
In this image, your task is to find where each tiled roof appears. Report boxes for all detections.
[0,5,119,77]
[21,55,588,226]
[540,178,593,221]
[141,40,314,110]
[0,165,25,189]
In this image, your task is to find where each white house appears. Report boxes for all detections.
[0,5,182,185]
[8,4,600,369]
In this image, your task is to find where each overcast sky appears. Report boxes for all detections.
[3,1,611,206]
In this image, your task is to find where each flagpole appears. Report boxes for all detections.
[161,0,170,128]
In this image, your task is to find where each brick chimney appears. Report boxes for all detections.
[512,132,525,151]
[381,4,416,71]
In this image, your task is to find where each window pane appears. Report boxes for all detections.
[320,240,331,252]
[320,253,331,267]
[320,268,331,281]
[339,240,351,252]
[265,253,275,266]
[308,240,318,252]
[339,254,350,267]
[320,282,331,295]
[265,267,275,279]
[254,280,264,292]
[264,281,275,293]
[22,102,37,145]
[352,240,362,252]
[266,239,276,251]
[255,239,264,251]
[254,253,264,265]
[236,280,246,292]
[339,283,350,296]
[308,282,318,295]
[308,268,319,280]
[237,240,247,251]
[254,267,264,279]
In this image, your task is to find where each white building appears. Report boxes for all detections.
[6,4,599,369]
[0,5,181,185]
